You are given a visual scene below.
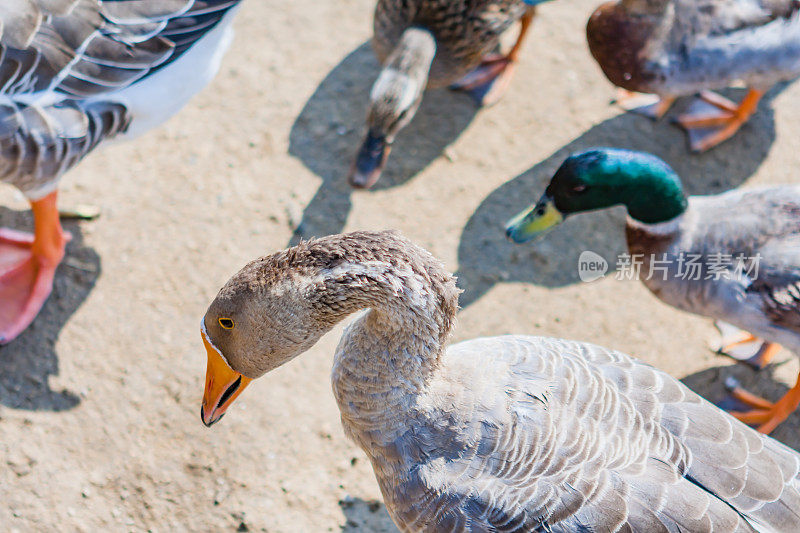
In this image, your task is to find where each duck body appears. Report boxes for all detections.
[350,0,538,188]
[506,148,800,433]
[0,0,243,343]
[587,0,800,96]
[373,0,529,89]
[626,187,800,357]
[587,0,800,151]
[200,231,800,532]
[335,332,800,532]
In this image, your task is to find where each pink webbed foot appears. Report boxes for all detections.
[450,54,519,107]
[0,192,69,344]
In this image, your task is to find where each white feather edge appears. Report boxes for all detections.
[370,68,420,111]
[10,4,242,200]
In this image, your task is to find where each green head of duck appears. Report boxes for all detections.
[506,148,689,243]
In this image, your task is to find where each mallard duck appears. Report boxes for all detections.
[586,0,800,152]
[506,148,800,434]
[0,1,243,343]
[200,230,800,531]
[349,0,546,188]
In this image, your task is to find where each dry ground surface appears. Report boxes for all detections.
[1,0,800,531]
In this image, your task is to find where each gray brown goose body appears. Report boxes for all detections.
[200,230,800,532]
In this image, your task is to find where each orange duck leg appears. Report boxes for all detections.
[451,8,535,106]
[675,89,765,153]
[726,374,800,434]
[0,191,70,343]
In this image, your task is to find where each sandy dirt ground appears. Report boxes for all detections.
[1,0,799,531]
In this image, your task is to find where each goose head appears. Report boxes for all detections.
[200,262,332,427]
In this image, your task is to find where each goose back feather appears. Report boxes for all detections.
[370,334,800,532]
[0,0,242,198]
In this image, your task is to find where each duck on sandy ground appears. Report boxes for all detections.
[349,0,548,189]
[586,0,800,152]
[507,148,800,434]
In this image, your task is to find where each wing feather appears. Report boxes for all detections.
[0,0,242,194]
[747,268,800,331]
[388,336,800,531]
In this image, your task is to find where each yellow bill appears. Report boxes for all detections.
[505,194,564,243]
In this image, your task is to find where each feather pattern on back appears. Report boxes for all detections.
[275,231,800,532]
[338,332,800,532]
[373,0,529,87]
[0,0,242,198]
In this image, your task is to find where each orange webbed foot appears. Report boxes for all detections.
[0,192,69,344]
[450,54,518,107]
[675,89,765,153]
[450,9,534,107]
[724,376,800,434]
[613,89,675,119]
[713,321,782,370]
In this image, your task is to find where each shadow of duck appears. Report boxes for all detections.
[339,496,398,532]
[681,362,800,451]
[0,207,100,411]
[455,84,788,308]
[288,41,478,246]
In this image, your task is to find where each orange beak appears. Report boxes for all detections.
[201,326,252,427]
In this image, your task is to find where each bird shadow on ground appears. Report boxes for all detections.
[455,83,789,308]
[339,496,398,532]
[681,360,800,451]
[0,207,100,411]
[288,41,478,246]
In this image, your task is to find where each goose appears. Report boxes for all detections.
[586,0,800,152]
[349,0,547,189]
[0,0,243,343]
[506,148,800,434]
[200,230,800,531]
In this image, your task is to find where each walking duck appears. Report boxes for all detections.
[349,0,546,189]
[507,148,800,434]
[201,230,800,531]
[586,0,800,152]
[0,0,243,343]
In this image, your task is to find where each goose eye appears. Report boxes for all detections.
[572,185,588,194]
[219,317,235,330]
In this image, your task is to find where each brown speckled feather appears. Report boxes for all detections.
[373,0,528,87]
[587,0,800,95]
[748,269,800,330]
